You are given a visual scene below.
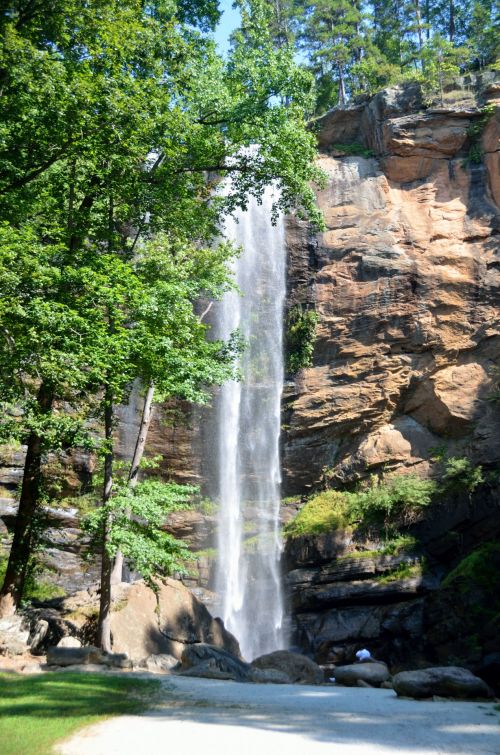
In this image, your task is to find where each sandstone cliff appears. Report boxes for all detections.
[283,71,500,494]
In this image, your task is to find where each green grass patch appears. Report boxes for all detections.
[337,535,419,560]
[0,672,161,755]
[331,142,375,158]
[376,561,423,583]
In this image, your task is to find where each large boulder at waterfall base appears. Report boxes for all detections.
[251,650,324,684]
[179,643,254,682]
[251,667,293,684]
[110,578,241,663]
[392,667,493,699]
[333,662,391,687]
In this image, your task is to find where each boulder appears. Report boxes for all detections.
[392,666,493,699]
[180,643,253,682]
[251,667,292,684]
[0,615,30,655]
[46,645,132,669]
[57,636,82,648]
[251,650,323,685]
[110,578,240,662]
[334,662,391,687]
[144,653,179,673]
[179,658,242,681]
[46,645,102,667]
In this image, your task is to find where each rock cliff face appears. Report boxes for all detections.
[282,72,500,494]
[281,72,500,676]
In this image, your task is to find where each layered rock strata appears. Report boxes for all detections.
[283,71,500,493]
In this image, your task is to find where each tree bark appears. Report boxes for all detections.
[97,386,114,652]
[449,0,455,42]
[110,380,155,584]
[0,382,53,617]
[338,64,347,106]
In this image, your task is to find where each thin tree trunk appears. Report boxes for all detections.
[414,0,424,57]
[338,64,347,106]
[97,386,114,652]
[425,0,431,40]
[449,0,455,42]
[110,380,155,584]
[0,382,53,617]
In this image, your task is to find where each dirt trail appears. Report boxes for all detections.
[58,674,500,755]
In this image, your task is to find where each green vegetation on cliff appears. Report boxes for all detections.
[285,306,319,373]
[442,542,500,595]
[284,474,435,538]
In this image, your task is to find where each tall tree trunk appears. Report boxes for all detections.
[110,380,155,584]
[97,386,114,652]
[0,382,53,617]
[449,0,455,42]
[414,0,424,58]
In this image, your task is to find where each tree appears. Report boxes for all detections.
[0,0,324,617]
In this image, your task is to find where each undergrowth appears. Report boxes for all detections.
[284,474,435,539]
[331,142,375,158]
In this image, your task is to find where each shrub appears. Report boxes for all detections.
[442,542,500,591]
[285,306,319,373]
[284,475,435,539]
[441,457,484,495]
[283,490,350,538]
[345,474,436,531]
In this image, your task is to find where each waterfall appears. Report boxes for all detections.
[214,187,286,661]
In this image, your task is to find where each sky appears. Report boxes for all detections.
[213,0,241,56]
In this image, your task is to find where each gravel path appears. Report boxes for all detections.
[58,675,500,755]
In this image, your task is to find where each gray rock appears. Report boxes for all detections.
[0,615,30,655]
[145,653,179,673]
[180,643,253,682]
[101,652,132,669]
[46,645,103,666]
[180,658,243,681]
[392,666,493,699]
[334,662,391,687]
[251,667,292,684]
[251,650,323,685]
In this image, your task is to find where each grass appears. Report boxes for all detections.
[376,561,423,583]
[331,142,375,158]
[0,672,161,755]
[337,535,419,560]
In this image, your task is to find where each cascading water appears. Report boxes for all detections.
[214,187,286,661]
